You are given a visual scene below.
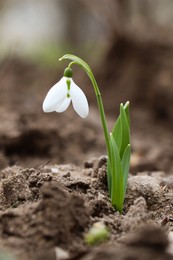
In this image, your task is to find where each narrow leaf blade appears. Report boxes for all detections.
[120,104,130,159]
[124,101,130,127]
[110,133,124,213]
[121,144,131,197]
[107,158,112,195]
[112,102,130,155]
[112,115,122,152]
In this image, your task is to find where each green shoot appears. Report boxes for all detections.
[85,222,109,245]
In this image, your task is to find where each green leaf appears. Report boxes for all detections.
[119,104,130,159]
[112,115,122,152]
[107,158,112,195]
[124,101,130,127]
[110,133,124,213]
[121,144,131,197]
[112,102,130,155]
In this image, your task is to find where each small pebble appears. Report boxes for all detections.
[55,247,69,260]
[51,167,59,174]
[62,172,71,178]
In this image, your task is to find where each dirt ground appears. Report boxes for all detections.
[0,47,173,260]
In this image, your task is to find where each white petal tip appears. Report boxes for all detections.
[42,102,51,113]
[42,99,56,113]
[80,110,89,118]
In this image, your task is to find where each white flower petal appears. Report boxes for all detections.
[56,97,71,112]
[42,77,67,112]
[70,80,89,118]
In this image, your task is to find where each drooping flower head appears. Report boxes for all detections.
[43,68,89,118]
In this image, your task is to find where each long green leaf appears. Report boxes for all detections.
[110,133,124,213]
[112,102,130,154]
[112,115,122,152]
[121,144,131,197]
[107,158,112,195]
[119,104,130,159]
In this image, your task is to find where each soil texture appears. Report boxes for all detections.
[0,53,172,260]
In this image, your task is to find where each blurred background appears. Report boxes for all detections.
[0,0,173,174]
[1,0,173,64]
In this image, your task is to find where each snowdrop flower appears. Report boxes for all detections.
[43,68,89,118]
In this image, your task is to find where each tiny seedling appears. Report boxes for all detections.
[85,222,109,245]
[43,54,131,213]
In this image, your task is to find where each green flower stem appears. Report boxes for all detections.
[68,61,111,163]
[88,73,111,160]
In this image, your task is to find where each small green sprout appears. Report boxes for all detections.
[43,54,131,213]
[85,222,109,245]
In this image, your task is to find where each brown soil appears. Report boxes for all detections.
[0,51,173,260]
